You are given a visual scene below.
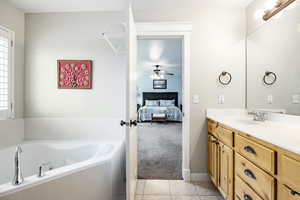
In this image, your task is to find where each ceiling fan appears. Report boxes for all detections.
[153,65,175,77]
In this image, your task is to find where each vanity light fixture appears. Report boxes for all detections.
[263,0,297,21]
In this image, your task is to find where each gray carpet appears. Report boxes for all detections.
[138,122,183,180]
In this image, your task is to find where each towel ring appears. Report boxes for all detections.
[218,71,232,85]
[263,71,277,85]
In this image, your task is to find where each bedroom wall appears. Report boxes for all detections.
[137,39,182,106]
[136,74,182,106]
[133,0,246,174]
[24,12,126,141]
[0,0,25,149]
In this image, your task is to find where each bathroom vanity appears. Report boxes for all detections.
[207,110,300,200]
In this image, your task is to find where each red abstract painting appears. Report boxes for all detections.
[57,60,92,89]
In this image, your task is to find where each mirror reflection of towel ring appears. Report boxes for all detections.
[218,71,232,85]
[263,71,277,85]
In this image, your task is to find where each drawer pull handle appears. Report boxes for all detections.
[244,194,253,200]
[244,146,256,155]
[291,190,300,196]
[244,169,256,180]
[212,140,219,145]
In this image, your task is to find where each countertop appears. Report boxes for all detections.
[206,109,300,155]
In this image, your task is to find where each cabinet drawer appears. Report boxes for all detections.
[235,176,263,200]
[216,126,233,147]
[235,153,275,200]
[279,154,300,191]
[278,183,300,200]
[208,120,217,134]
[235,135,275,173]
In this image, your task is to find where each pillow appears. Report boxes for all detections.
[160,100,175,107]
[145,100,160,107]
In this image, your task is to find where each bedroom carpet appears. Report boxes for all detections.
[138,122,182,180]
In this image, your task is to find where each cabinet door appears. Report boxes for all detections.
[208,135,219,186]
[278,183,300,200]
[218,142,233,200]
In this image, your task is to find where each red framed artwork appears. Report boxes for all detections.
[57,60,92,89]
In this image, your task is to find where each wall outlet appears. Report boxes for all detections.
[292,94,299,104]
[267,95,273,104]
[192,94,200,104]
[218,95,225,104]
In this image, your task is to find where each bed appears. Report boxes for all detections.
[138,92,182,122]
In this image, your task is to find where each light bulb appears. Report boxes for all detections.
[265,0,278,10]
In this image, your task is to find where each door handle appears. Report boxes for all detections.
[120,120,129,127]
[244,194,253,200]
[244,169,256,180]
[130,120,138,127]
[291,190,300,196]
[244,146,256,155]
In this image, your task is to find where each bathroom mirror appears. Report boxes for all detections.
[246,0,300,115]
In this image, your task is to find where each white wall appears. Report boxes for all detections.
[133,0,246,173]
[24,12,126,141]
[0,119,24,149]
[0,0,25,149]
[246,0,300,115]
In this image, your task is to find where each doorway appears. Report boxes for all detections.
[136,38,183,180]
[135,22,192,182]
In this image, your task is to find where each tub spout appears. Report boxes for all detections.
[12,145,24,185]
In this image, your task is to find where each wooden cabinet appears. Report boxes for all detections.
[278,183,300,200]
[235,153,275,200]
[235,175,264,200]
[208,135,219,186]
[208,120,217,134]
[208,126,233,200]
[216,126,233,147]
[218,142,233,200]
[208,119,300,200]
[278,154,300,192]
[235,134,275,174]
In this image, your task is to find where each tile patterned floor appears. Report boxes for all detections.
[135,180,224,200]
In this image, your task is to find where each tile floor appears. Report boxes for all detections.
[135,180,224,200]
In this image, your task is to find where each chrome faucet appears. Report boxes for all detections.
[248,110,268,122]
[12,145,24,185]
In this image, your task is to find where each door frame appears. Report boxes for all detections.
[136,22,192,181]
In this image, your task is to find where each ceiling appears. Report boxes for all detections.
[137,39,182,77]
[7,0,253,13]
[6,0,128,13]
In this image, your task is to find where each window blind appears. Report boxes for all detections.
[0,28,10,111]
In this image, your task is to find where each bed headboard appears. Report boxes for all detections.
[142,92,178,107]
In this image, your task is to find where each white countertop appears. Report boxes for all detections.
[206,109,300,155]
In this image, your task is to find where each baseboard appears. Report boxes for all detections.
[182,168,191,182]
[190,173,210,182]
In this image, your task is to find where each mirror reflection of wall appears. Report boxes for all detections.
[246,0,300,115]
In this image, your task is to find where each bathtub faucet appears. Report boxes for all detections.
[12,145,24,185]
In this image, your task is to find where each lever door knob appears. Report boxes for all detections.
[130,120,138,127]
[120,120,129,127]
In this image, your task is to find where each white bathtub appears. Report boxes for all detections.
[0,141,125,200]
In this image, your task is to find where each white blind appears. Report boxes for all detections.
[0,28,10,111]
